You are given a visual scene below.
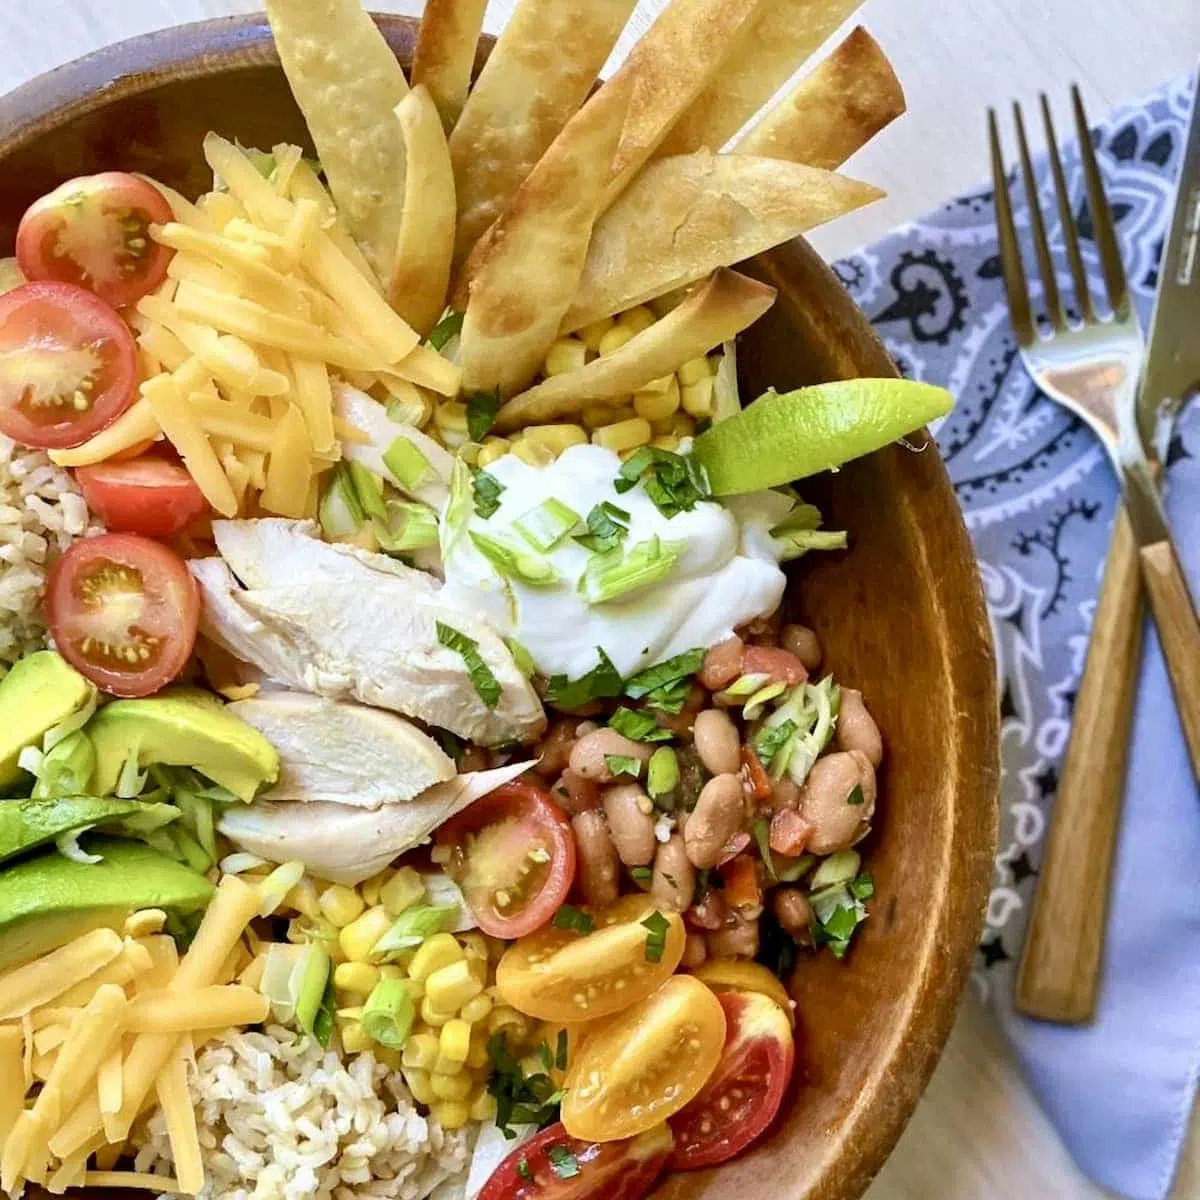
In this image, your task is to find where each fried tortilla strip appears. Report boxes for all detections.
[657,0,864,157]
[562,151,883,332]
[597,0,765,209]
[496,269,775,429]
[411,0,489,132]
[264,0,409,277]
[388,87,457,336]
[458,90,631,396]
[448,0,639,267]
[734,27,905,168]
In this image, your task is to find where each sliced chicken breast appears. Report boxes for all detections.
[229,692,455,809]
[218,762,532,884]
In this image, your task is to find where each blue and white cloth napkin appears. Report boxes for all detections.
[833,73,1200,1200]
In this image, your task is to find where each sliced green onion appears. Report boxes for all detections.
[776,853,815,883]
[348,461,387,520]
[552,905,593,934]
[605,754,642,779]
[544,649,623,709]
[743,681,787,720]
[371,905,459,960]
[579,536,683,605]
[427,310,464,351]
[436,622,502,709]
[774,528,849,562]
[609,707,672,743]
[471,467,505,518]
[641,911,670,963]
[514,498,581,552]
[362,978,417,1049]
[753,719,797,770]
[752,819,777,881]
[505,637,536,678]
[374,499,439,553]
[715,672,771,703]
[261,942,331,1038]
[647,746,680,798]
[386,392,429,426]
[258,860,306,918]
[625,649,705,699]
[811,850,862,889]
[383,435,433,493]
[471,531,561,587]
[466,388,501,441]
[319,463,364,539]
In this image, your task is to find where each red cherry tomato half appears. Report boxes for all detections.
[16,172,174,309]
[742,645,808,686]
[435,779,576,938]
[46,532,200,697]
[75,457,209,539]
[479,1122,673,1200]
[0,282,137,450]
[667,990,795,1170]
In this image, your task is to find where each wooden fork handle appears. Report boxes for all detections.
[1139,539,1200,782]
[1016,504,1142,1024]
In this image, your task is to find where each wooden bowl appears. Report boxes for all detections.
[0,16,999,1200]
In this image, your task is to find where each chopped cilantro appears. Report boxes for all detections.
[630,866,653,883]
[435,622,501,708]
[517,1160,533,1183]
[574,501,631,554]
[471,467,504,518]
[547,1146,580,1180]
[614,446,711,517]
[753,719,797,769]
[427,310,464,350]
[544,648,623,709]
[555,1029,569,1071]
[847,784,866,806]
[850,873,875,900]
[641,910,670,963]
[608,706,673,743]
[552,905,594,934]
[487,1033,563,1136]
[605,754,642,779]
[466,388,501,441]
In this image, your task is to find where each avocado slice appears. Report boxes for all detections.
[87,688,280,803]
[0,652,95,792]
[0,838,213,970]
[0,796,179,866]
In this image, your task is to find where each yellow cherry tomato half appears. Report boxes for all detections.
[497,895,685,1024]
[562,975,727,1142]
[688,960,796,1027]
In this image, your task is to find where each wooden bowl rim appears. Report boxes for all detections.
[0,16,1001,1200]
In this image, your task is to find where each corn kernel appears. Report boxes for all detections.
[638,373,674,396]
[433,1051,465,1077]
[466,1039,491,1069]
[375,1047,403,1071]
[476,438,511,468]
[460,993,493,1023]
[320,885,364,928]
[544,338,588,377]
[434,401,469,436]
[651,435,681,451]
[379,964,406,982]
[360,872,389,908]
[597,325,635,356]
[458,932,488,962]
[431,1100,471,1130]
[670,412,697,437]
[470,1091,498,1122]
[404,1067,436,1105]
[421,996,455,1027]
[284,878,321,920]
[619,306,656,335]
[403,1031,441,1070]
[380,867,426,917]
[577,317,614,351]
[341,1022,374,1054]
[487,1006,528,1039]
[524,424,588,454]
[439,1019,471,1064]
[334,962,380,996]
[581,403,617,429]
[336,1006,365,1022]
[338,905,393,963]
[405,977,426,1002]
[431,1072,472,1101]
[678,356,714,386]
[633,378,681,422]
[510,438,557,467]
[681,376,715,419]
[409,933,464,981]
[593,417,652,453]
[426,959,484,1013]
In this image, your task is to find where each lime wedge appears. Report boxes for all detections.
[693,379,953,495]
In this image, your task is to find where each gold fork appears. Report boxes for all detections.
[990,88,1200,1025]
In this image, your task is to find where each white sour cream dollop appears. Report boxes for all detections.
[440,444,786,680]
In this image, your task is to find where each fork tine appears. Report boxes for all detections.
[1013,101,1066,331]
[1040,93,1095,324]
[1071,84,1132,321]
[988,108,1035,347]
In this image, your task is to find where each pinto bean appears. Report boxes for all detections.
[684,773,745,869]
[681,932,708,968]
[772,888,814,945]
[692,709,741,776]
[569,729,653,782]
[798,751,877,855]
[554,769,600,815]
[835,688,883,767]
[601,783,657,866]
[571,811,620,907]
[698,635,744,691]
[686,888,728,931]
[458,745,490,773]
[707,911,760,960]
[651,834,696,911]
[533,717,579,778]
[769,776,801,812]
[781,624,822,671]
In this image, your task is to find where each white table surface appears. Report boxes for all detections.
[2,1,1198,1197]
